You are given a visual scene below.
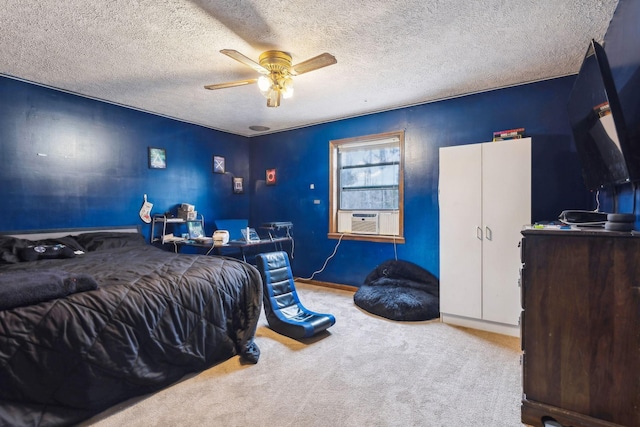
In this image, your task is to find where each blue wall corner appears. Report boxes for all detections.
[248,77,592,286]
[0,74,599,287]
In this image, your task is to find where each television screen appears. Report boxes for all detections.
[567,40,635,190]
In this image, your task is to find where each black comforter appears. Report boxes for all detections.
[0,233,262,426]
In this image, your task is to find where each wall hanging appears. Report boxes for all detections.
[266,168,277,185]
[213,156,225,173]
[148,147,166,169]
[233,177,244,194]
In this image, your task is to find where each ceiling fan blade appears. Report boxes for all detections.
[290,52,337,76]
[204,78,258,90]
[220,49,270,75]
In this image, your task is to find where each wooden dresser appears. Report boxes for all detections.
[520,229,640,427]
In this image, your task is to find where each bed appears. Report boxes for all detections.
[0,227,262,427]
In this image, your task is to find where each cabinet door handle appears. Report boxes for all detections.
[476,226,483,240]
[485,226,492,241]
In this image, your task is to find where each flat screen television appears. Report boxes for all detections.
[567,39,638,190]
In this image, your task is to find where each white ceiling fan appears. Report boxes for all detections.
[204,49,337,107]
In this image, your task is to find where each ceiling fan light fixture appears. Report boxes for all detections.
[206,49,336,108]
[257,75,272,93]
[267,88,281,108]
[258,74,293,106]
[281,77,294,99]
[259,50,292,72]
[282,87,294,99]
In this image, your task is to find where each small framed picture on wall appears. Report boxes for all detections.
[213,155,225,174]
[266,168,277,185]
[148,147,166,169]
[233,177,244,194]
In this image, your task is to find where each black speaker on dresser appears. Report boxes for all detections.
[604,213,635,231]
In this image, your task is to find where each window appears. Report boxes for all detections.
[329,131,404,242]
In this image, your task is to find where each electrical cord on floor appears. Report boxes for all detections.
[298,233,344,281]
[297,232,399,281]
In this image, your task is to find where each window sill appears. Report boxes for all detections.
[327,232,405,244]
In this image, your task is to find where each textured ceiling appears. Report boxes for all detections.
[0,0,619,137]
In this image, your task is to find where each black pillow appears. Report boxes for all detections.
[17,244,76,262]
[39,236,86,252]
[0,235,86,264]
[0,236,35,264]
[74,232,146,252]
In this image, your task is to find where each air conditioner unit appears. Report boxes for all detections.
[351,212,379,234]
[337,211,352,233]
[379,211,400,235]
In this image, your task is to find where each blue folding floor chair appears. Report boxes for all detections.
[255,251,335,339]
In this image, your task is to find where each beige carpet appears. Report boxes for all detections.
[82,283,523,427]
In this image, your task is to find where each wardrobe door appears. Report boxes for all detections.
[481,138,531,325]
[439,143,483,319]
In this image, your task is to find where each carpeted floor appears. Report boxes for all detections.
[82,283,523,427]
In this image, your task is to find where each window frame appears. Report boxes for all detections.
[328,130,405,243]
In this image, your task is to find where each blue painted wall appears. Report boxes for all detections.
[4,5,636,288]
[0,74,594,287]
[248,77,592,286]
[0,77,251,238]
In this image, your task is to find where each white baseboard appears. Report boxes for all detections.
[441,313,520,338]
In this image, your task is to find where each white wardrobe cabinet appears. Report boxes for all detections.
[438,138,531,337]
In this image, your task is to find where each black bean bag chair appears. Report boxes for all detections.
[354,259,439,321]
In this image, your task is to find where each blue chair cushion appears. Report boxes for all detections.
[256,251,335,339]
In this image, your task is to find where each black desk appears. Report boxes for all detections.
[182,237,292,262]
